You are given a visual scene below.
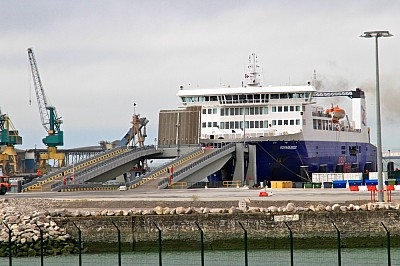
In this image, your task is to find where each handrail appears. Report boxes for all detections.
[51,146,157,191]
[23,146,125,189]
[171,143,236,182]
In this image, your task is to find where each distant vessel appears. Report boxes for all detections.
[175,53,377,183]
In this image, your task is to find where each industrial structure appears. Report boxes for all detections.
[27,48,65,173]
[0,110,22,175]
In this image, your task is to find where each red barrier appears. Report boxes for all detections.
[349,186,359,191]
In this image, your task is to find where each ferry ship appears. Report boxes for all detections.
[172,53,377,183]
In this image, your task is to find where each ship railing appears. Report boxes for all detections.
[312,111,330,118]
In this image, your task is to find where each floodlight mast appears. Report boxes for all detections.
[360,30,393,202]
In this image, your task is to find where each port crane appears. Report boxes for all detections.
[27,48,65,173]
[0,109,22,175]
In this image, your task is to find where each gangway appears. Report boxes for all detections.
[22,146,131,192]
[128,147,205,190]
[50,146,160,191]
[55,147,204,192]
[158,143,236,189]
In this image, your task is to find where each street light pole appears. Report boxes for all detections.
[360,30,393,202]
[243,107,246,147]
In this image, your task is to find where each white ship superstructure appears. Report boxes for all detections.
[174,53,376,182]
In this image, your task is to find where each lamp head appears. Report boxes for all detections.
[360,31,393,38]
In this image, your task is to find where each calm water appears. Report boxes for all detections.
[1,248,398,266]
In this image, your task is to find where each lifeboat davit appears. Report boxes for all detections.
[325,105,345,123]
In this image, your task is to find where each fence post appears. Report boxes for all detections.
[332,221,341,266]
[3,221,12,266]
[153,222,162,266]
[381,222,391,266]
[195,222,204,266]
[73,222,82,266]
[284,222,294,266]
[238,222,248,266]
[112,221,121,266]
[36,223,44,266]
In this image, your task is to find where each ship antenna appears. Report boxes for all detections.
[245,53,261,87]
[310,69,317,87]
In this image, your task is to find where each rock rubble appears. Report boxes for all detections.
[0,199,78,257]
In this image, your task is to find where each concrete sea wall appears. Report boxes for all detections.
[55,209,400,250]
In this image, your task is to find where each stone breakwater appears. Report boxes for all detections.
[2,198,400,255]
[50,201,400,217]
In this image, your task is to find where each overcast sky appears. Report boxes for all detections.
[1,1,399,151]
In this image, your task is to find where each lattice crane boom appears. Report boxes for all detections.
[27,48,51,132]
[27,48,63,148]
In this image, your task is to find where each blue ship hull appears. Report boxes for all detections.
[254,140,377,183]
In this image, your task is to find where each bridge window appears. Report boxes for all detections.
[226,95,232,104]
[210,96,218,101]
[232,95,238,103]
[271,94,279,99]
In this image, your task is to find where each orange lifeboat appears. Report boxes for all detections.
[325,105,345,123]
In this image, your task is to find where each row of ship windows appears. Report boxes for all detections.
[182,92,311,104]
[202,121,269,129]
[203,105,304,116]
[201,119,301,129]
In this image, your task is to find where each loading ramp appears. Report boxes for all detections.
[158,143,236,189]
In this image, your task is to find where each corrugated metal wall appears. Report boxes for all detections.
[158,106,201,146]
